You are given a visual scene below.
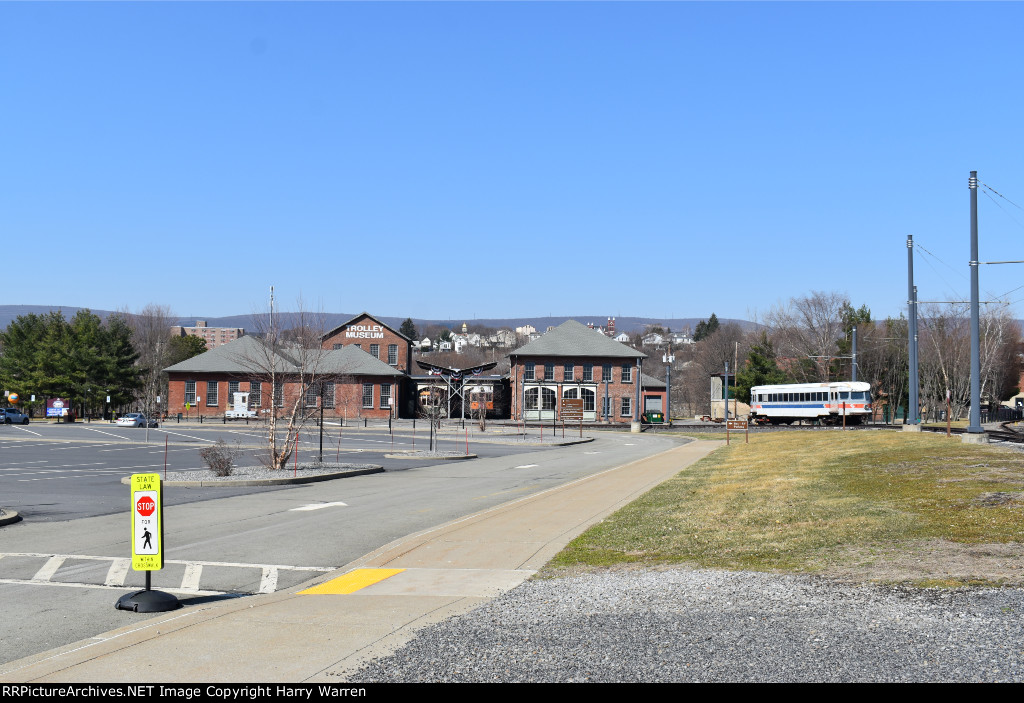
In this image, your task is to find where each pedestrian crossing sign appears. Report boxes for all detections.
[130,473,163,571]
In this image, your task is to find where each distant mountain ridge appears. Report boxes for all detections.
[0,305,755,336]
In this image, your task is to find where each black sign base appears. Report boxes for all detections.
[115,589,182,613]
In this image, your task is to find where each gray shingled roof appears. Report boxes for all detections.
[641,372,666,389]
[509,320,646,359]
[164,335,403,377]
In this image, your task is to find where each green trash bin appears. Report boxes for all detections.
[642,411,664,424]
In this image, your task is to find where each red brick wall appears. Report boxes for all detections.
[321,314,412,373]
[509,356,645,423]
[167,373,399,420]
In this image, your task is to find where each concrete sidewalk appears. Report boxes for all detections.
[0,440,721,683]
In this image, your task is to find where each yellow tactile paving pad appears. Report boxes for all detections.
[299,568,405,595]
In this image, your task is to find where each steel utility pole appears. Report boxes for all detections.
[851,326,858,383]
[907,236,919,425]
[968,171,983,433]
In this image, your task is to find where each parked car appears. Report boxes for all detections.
[116,413,158,428]
[0,408,30,424]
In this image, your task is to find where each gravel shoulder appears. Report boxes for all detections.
[349,567,1024,682]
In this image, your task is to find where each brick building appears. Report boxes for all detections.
[170,320,245,350]
[509,320,650,423]
[321,312,413,373]
[164,334,405,420]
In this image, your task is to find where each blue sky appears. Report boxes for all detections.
[3,2,1023,325]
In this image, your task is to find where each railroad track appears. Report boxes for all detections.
[919,421,1024,444]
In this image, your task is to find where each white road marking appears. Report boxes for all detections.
[1,552,335,595]
[12,426,43,437]
[78,427,136,440]
[105,558,131,587]
[156,429,216,443]
[32,556,66,582]
[260,567,279,594]
[180,563,203,592]
[513,464,539,469]
[290,501,348,511]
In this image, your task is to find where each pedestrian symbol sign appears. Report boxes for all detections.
[130,473,163,571]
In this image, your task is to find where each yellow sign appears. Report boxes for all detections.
[130,473,163,571]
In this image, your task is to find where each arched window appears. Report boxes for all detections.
[542,387,556,411]
[582,388,596,412]
[525,387,539,411]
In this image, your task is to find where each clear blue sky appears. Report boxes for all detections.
[3,2,1023,325]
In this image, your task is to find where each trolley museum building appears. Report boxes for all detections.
[165,315,412,420]
[509,320,663,423]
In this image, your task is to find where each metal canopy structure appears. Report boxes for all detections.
[415,360,498,420]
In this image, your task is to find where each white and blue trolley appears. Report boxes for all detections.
[749,381,873,425]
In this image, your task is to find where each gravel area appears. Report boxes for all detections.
[162,462,378,481]
[351,569,1024,682]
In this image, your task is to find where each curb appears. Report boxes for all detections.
[384,452,478,461]
[118,466,384,487]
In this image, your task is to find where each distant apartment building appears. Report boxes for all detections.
[171,320,245,350]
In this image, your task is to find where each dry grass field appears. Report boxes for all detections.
[549,431,1024,587]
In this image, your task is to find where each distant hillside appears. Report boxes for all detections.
[0,306,756,337]
[0,305,120,330]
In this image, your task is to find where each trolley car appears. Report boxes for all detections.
[749,381,872,425]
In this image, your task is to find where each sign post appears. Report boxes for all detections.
[561,398,585,438]
[115,473,180,612]
[727,419,748,444]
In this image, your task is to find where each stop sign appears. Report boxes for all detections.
[136,496,156,516]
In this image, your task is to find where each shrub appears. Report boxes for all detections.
[199,439,238,477]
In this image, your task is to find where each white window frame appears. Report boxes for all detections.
[362,383,374,409]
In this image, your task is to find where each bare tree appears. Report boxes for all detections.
[855,317,908,423]
[764,291,850,382]
[124,304,175,419]
[917,303,1022,421]
[234,299,331,470]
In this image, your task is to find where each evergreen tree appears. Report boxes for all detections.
[694,313,720,342]
[166,334,209,366]
[733,332,788,403]
[0,309,141,416]
[832,303,872,380]
[400,318,418,340]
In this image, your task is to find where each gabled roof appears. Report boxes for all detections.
[322,312,411,342]
[509,320,646,359]
[641,372,666,389]
[164,335,403,377]
[319,345,405,377]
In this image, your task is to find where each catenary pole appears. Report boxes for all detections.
[907,235,919,425]
[968,171,983,433]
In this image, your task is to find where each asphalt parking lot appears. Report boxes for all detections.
[0,419,553,522]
